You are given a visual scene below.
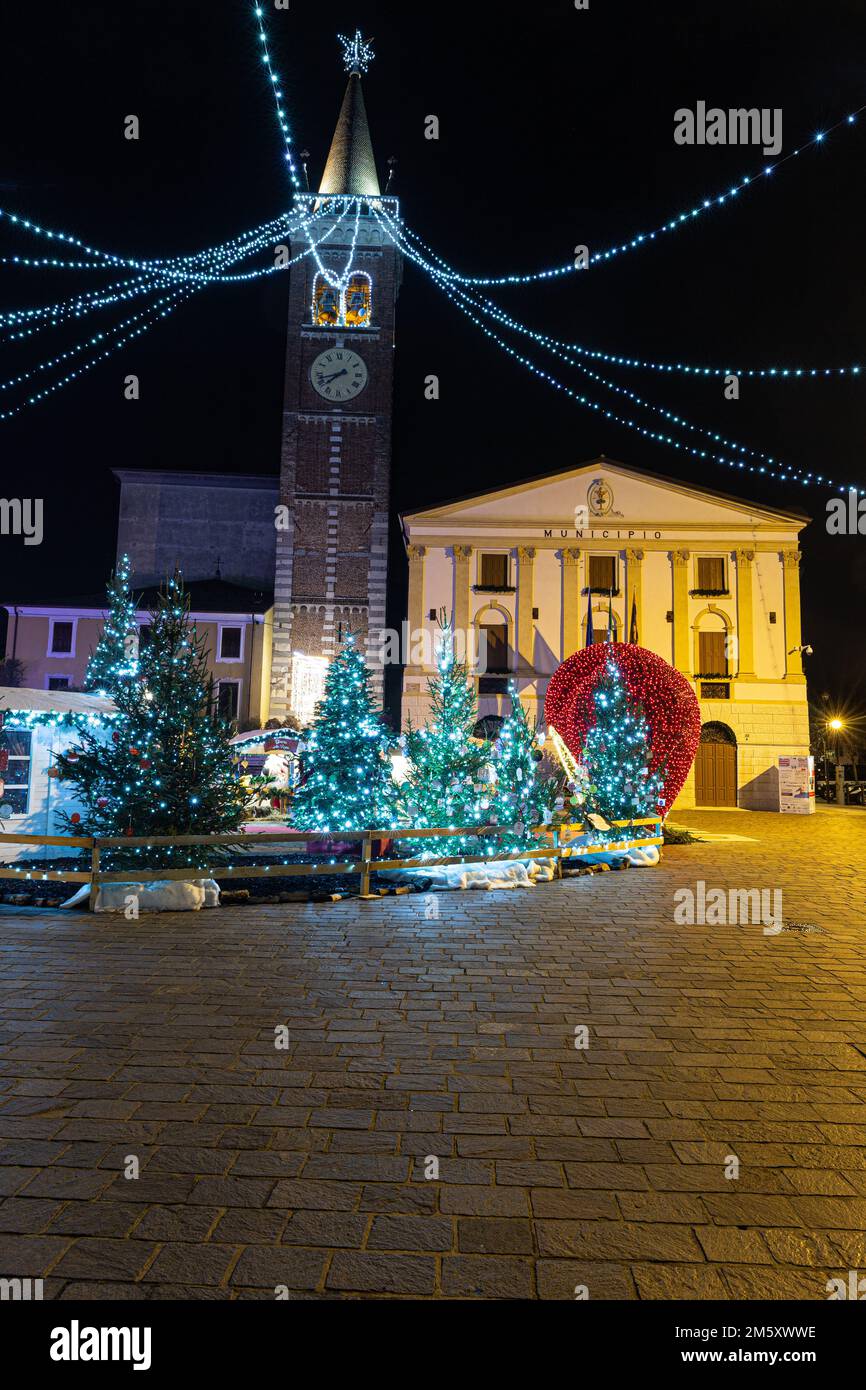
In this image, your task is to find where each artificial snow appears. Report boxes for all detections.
[379,857,556,891]
[93,878,221,913]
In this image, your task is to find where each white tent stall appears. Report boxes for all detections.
[0,687,116,863]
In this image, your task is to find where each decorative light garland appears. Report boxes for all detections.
[391,216,864,381]
[374,208,865,497]
[413,107,865,285]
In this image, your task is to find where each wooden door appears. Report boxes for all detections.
[695,741,737,806]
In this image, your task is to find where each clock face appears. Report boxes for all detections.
[310,348,368,402]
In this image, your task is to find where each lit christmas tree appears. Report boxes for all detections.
[83,554,139,695]
[291,633,398,831]
[53,571,245,869]
[399,622,491,853]
[581,657,665,821]
[490,682,558,847]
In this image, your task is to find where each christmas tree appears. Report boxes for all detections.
[581,657,665,822]
[54,571,246,869]
[399,622,491,854]
[291,633,398,831]
[83,553,138,695]
[491,682,558,847]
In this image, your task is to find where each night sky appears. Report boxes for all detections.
[1,0,865,719]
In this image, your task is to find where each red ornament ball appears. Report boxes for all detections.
[96,797,109,808]
[140,758,151,769]
[544,642,701,812]
[70,813,81,824]
[112,731,120,743]
[129,747,140,757]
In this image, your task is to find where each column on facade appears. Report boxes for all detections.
[781,549,806,681]
[560,548,581,658]
[515,546,535,672]
[405,544,426,672]
[625,548,644,644]
[452,545,473,643]
[671,549,692,674]
[734,548,756,679]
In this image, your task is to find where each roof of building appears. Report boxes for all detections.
[0,686,115,716]
[3,580,274,615]
[319,73,381,197]
[400,456,812,528]
[112,469,278,491]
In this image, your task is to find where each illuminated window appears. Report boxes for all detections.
[0,729,31,816]
[313,276,340,327]
[291,653,328,727]
[344,273,372,328]
[312,272,373,329]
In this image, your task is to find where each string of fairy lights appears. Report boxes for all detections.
[374,208,817,485]
[0,7,861,504]
[373,206,860,495]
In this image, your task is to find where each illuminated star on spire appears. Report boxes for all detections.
[338,29,375,75]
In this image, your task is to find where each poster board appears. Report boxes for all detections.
[778,755,815,814]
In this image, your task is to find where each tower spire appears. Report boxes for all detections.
[319,31,381,198]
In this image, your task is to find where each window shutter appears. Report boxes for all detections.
[588,555,616,590]
[697,556,725,591]
[480,554,509,587]
[699,630,727,675]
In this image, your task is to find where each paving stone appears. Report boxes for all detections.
[231,1246,325,1290]
[536,1259,636,1300]
[367,1215,452,1251]
[441,1255,533,1298]
[281,1211,368,1247]
[52,1238,157,1280]
[142,1242,236,1285]
[327,1252,436,1295]
[632,1263,730,1299]
[439,1185,527,1217]
[0,1198,63,1233]
[457,1218,534,1254]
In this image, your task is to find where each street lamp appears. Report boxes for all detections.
[827,718,846,804]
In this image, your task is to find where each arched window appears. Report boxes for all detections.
[344,273,372,328]
[700,721,737,745]
[312,275,340,327]
[693,607,732,677]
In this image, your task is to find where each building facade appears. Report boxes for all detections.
[401,458,811,811]
[2,580,274,729]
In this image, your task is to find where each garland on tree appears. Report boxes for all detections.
[53,571,246,869]
[580,657,666,822]
[398,622,492,855]
[291,633,398,831]
[490,682,558,848]
[83,553,138,695]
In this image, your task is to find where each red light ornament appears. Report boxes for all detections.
[544,643,701,814]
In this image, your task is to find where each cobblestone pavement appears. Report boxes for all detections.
[0,807,864,1300]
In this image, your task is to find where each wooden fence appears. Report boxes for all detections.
[0,818,663,901]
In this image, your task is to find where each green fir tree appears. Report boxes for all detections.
[582,658,665,822]
[490,682,558,847]
[399,623,490,854]
[83,553,138,695]
[291,634,398,831]
[54,571,246,869]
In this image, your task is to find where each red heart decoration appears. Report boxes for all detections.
[544,643,701,813]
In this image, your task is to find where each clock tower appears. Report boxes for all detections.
[269,39,401,720]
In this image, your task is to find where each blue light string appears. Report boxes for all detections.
[381,211,813,481]
[374,209,863,496]
[417,106,865,286]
